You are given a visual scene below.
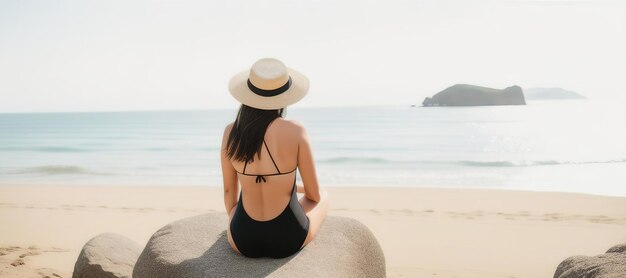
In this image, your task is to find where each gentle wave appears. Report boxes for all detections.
[458,159,626,167]
[319,157,626,167]
[3,165,110,176]
[140,147,219,152]
[320,157,391,164]
[0,146,219,153]
[0,146,89,152]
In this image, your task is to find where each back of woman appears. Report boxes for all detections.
[221,58,330,259]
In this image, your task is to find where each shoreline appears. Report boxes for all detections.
[1,185,625,277]
[2,182,625,198]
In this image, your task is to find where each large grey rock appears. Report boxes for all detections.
[73,233,142,278]
[422,84,526,106]
[554,243,626,278]
[133,213,386,278]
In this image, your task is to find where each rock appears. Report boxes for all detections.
[525,87,586,100]
[607,243,626,254]
[73,233,142,278]
[422,84,526,106]
[133,212,386,278]
[554,242,626,278]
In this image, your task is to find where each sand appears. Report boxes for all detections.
[0,185,624,277]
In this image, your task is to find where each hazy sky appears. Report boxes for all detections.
[1,0,625,112]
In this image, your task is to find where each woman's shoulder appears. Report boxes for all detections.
[223,121,235,133]
[273,118,307,133]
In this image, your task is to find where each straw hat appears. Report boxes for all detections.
[228,58,309,110]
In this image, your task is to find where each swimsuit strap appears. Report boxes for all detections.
[263,139,281,174]
[241,139,280,175]
[236,139,294,183]
[237,167,297,177]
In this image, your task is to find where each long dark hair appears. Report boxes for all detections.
[226,104,286,163]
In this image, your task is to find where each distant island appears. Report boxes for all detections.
[524,87,586,100]
[422,84,526,106]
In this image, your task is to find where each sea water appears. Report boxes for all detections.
[1,99,625,196]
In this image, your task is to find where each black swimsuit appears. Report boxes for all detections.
[229,140,310,259]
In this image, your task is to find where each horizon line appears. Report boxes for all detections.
[0,103,417,115]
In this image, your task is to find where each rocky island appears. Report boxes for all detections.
[422,84,526,106]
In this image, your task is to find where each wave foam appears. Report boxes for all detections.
[319,157,626,167]
[3,165,109,176]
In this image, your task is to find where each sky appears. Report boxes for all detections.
[1,0,625,112]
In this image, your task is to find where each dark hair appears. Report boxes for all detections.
[226,104,286,163]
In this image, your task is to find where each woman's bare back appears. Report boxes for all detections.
[229,118,302,221]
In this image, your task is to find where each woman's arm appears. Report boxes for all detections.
[296,183,305,193]
[295,123,321,202]
[221,123,239,216]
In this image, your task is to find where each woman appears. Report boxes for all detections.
[221,58,330,259]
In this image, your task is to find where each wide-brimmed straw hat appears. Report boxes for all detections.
[228,58,309,110]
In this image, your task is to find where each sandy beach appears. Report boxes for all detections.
[0,185,624,277]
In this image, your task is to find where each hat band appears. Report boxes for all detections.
[247,76,292,97]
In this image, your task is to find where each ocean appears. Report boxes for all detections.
[1,99,625,196]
